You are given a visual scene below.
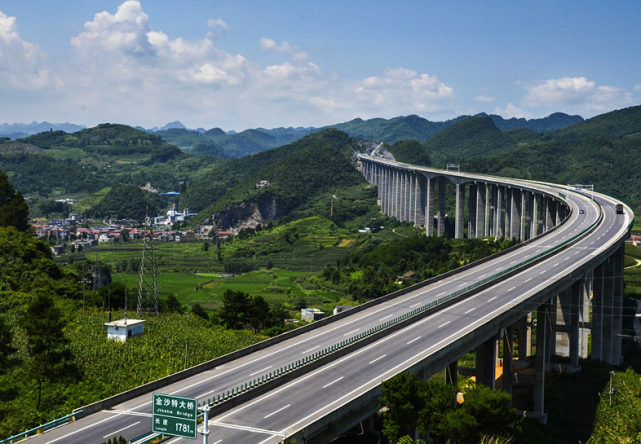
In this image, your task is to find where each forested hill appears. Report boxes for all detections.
[421,116,517,166]
[545,104,641,141]
[188,129,365,227]
[325,112,581,144]
[459,105,641,214]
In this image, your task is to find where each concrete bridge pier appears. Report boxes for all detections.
[502,326,514,401]
[475,334,499,389]
[437,177,446,236]
[455,183,466,239]
[516,313,532,359]
[424,175,434,236]
[495,186,504,237]
[533,300,552,424]
[477,182,487,238]
[468,183,477,238]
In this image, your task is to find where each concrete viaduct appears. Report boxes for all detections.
[16,156,632,444]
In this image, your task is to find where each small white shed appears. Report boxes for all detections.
[104,318,146,341]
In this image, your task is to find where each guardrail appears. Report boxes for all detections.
[192,195,603,415]
[0,410,83,444]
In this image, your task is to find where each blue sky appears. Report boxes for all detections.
[0,0,639,131]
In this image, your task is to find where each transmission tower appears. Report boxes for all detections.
[137,213,159,316]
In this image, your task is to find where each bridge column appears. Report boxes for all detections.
[437,177,446,236]
[534,300,551,424]
[425,176,435,236]
[520,190,527,240]
[404,171,411,222]
[504,188,511,238]
[395,169,402,220]
[602,256,615,364]
[510,188,521,240]
[475,335,498,389]
[381,166,389,214]
[468,183,477,238]
[516,313,532,359]
[399,170,406,221]
[495,186,503,237]
[502,326,514,400]
[413,173,422,227]
[569,275,590,365]
[455,183,465,239]
[591,262,605,361]
[530,193,539,239]
[479,183,488,238]
[612,245,624,365]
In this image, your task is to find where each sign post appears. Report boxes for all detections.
[199,404,210,444]
[152,393,198,440]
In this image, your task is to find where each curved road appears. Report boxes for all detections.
[21,175,630,444]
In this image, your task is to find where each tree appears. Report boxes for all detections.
[0,169,30,231]
[217,290,251,329]
[380,372,425,442]
[0,316,16,373]
[165,294,185,314]
[191,303,209,320]
[202,240,209,252]
[248,295,272,333]
[20,293,78,408]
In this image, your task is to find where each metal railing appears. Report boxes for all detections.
[0,410,83,444]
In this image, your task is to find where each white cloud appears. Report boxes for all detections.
[206,18,229,38]
[354,69,456,114]
[0,11,62,90]
[473,95,495,103]
[523,76,635,116]
[493,103,532,119]
[0,2,461,129]
[260,37,309,62]
[634,84,641,92]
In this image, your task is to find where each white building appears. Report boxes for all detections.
[104,319,146,341]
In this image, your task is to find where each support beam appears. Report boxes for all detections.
[534,301,550,424]
[425,176,434,236]
[502,326,513,400]
[468,184,477,238]
[455,183,465,239]
[592,263,605,361]
[438,177,446,236]
[475,336,497,389]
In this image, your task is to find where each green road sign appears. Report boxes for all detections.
[152,393,198,439]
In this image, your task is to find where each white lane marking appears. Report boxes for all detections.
[250,365,273,375]
[407,336,421,345]
[458,283,467,288]
[436,292,446,296]
[166,438,182,444]
[103,421,140,438]
[565,257,570,261]
[195,388,218,398]
[264,404,291,419]
[410,302,421,308]
[525,278,532,282]
[510,261,517,264]
[213,422,285,437]
[213,440,223,444]
[507,287,516,292]
[497,267,503,271]
[465,307,476,314]
[478,274,486,278]
[488,297,496,302]
[323,376,344,388]
[369,355,387,364]
[344,329,360,336]
[554,263,559,267]
[439,321,451,328]
[379,315,394,321]
[44,413,124,443]
[539,270,547,274]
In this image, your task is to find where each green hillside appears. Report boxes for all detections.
[422,116,516,166]
[460,105,641,213]
[388,139,431,166]
[181,129,360,214]
[190,129,365,226]
[547,105,641,141]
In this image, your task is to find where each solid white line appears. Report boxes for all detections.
[264,404,291,419]
[438,321,451,328]
[103,421,140,438]
[344,329,360,336]
[323,376,344,388]
[44,413,123,443]
[195,388,218,398]
[407,336,421,345]
[250,365,273,375]
[369,355,387,364]
[465,307,476,314]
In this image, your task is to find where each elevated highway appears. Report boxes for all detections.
[18,156,631,444]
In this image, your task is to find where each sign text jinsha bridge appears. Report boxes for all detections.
[152,393,198,439]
